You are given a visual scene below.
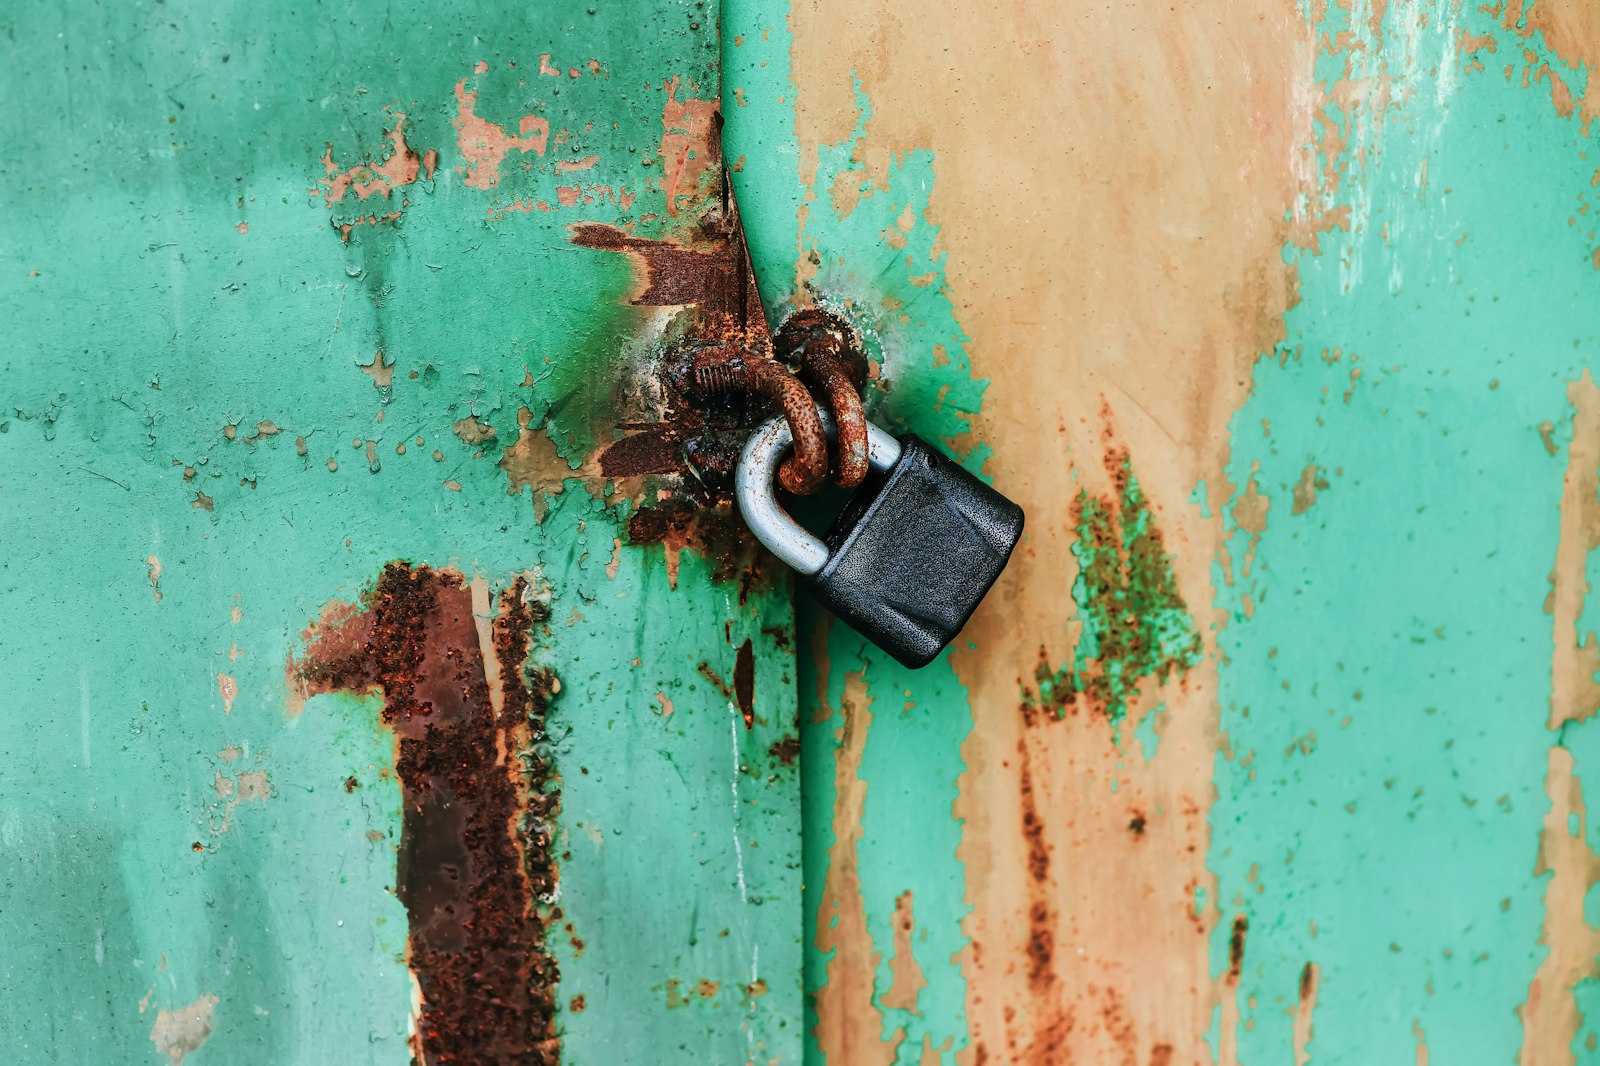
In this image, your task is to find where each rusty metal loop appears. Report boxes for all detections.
[774,309,870,491]
[745,360,830,494]
[798,337,868,489]
[689,354,829,494]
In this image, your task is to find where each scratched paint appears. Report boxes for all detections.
[0,2,799,1063]
[726,0,1600,1063]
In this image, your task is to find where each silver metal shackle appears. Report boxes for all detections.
[736,405,903,576]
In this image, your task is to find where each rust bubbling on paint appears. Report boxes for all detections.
[288,563,560,1066]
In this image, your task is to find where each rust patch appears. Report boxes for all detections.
[1498,0,1600,129]
[812,671,894,1066]
[360,350,396,390]
[288,563,561,1065]
[571,176,789,512]
[626,496,759,593]
[1226,915,1247,980]
[1217,913,1249,1066]
[570,223,752,316]
[1522,372,1600,1065]
[498,407,607,520]
[149,993,218,1065]
[217,673,238,715]
[1291,464,1329,515]
[1027,425,1202,722]
[767,733,801,766]
[1293,962,1319,1066]
[656,76,721,216]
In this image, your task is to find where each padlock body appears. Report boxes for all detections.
[808,434,1024,668]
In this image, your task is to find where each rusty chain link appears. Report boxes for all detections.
[689,309,868,497]
[780,310,869,490]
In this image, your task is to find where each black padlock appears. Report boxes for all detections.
[736,410,1024,668]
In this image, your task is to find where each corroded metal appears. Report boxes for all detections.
[776,309,870,490]
[0,3,803,1063]
[291,565,560,1065]
[690,354,832,494]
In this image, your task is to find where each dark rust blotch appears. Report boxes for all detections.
[292,563,562,1066]
[1228,914,1248,981]
[1298,960,1317,1003]
[767,734,800,767]
[599,425,681,479]
[733,638,755,730]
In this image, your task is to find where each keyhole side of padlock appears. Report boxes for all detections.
[736,408,902,575]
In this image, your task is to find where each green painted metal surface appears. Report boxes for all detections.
[9,0,1600,1062]
[0,2,800,1063]
[721,0,1600,1062]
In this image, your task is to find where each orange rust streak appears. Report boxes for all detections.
[812,671,896,1066]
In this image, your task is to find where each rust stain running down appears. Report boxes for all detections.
[288,563,561,1066]
[1293,962,1319,1066]
[733,637,756,729]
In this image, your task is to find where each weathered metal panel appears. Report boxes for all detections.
[0,3,800,1064]
[724,0,1600,1062]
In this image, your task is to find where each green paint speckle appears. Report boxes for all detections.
[1032,451,1201,722]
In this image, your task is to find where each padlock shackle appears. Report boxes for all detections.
[736,407,903,576]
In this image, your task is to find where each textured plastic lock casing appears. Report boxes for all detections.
[809,434,1025,668]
